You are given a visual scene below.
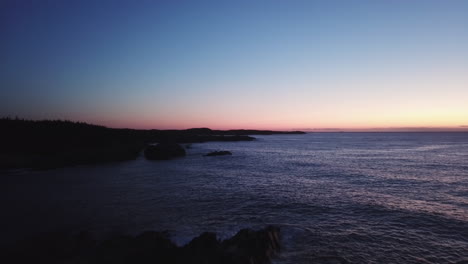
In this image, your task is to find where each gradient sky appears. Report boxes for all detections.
[1,0,468,130]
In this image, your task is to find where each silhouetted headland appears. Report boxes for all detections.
[4,226,280,264]
[0,118,304,169]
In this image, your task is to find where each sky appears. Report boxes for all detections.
[1,0,468,130]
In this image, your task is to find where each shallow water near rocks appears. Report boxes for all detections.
[2,133,468,263]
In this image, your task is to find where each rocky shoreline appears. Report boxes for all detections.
[0,118,304,170]
[4,226,280,264]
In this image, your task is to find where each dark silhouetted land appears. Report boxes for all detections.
[0,118,304,169]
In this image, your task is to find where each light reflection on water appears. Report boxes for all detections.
[1,133,468,263]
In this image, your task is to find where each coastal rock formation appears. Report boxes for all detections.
[181,226,280,264]
[144,143,186,160]
[5,226,281,264]
[0,118,305,169]
[220,225,281,264]
[204,151,232,156]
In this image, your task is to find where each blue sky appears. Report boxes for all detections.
[1,0,468,129]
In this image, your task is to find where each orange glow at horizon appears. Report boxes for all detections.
[87,87,468,131]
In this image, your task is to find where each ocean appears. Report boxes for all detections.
[2,133,468,263]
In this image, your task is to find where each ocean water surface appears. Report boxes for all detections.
[2,133,468,263]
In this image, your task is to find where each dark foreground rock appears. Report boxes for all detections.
[204,150,232,156]
[4,226,280,264]
[144,143,186,160]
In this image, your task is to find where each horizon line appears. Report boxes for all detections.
[3,117,468,132]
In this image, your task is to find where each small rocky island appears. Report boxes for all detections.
[144,142,187,160]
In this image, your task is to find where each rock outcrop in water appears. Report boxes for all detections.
[4,226,280,264]
[144,143,186,160]
[204,151,232,156]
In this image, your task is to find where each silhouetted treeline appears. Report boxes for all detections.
[0,118,304,169]
[1,118,149,169]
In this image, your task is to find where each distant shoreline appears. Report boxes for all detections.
[0,118,305,170]
[306,131,468,133]
[3,117,466,170]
